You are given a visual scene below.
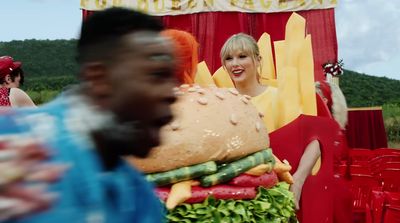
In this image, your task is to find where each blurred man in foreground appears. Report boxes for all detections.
[0,138,67,221]
[0,7,176,222]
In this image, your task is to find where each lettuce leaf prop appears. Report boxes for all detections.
[165,182,298,223]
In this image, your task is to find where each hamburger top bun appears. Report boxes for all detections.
[128,85,269,173]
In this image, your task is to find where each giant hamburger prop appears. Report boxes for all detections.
[129,85,296,222]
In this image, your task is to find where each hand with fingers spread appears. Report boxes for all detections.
[0,139,69,221]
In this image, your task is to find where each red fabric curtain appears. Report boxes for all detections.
[346,109,388,149]
[82,9,337,81]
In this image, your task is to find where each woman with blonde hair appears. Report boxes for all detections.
[220,33,320,211]
[220,33,352,222]
[220,33,265,97]
[220,33,279,133]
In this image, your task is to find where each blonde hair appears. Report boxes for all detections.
[220,33,262,80]
[220,33,260,66]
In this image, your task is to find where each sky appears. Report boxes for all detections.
[335,0,400,80]
[0,0,399,80]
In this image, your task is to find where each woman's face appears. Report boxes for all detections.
[223,50,259,84]
[12,75,21,88]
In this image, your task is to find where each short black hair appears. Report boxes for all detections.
[11,68,24,85]
[77,7,163,63]
[0,68,24,85]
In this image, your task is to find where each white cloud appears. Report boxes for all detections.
[336,0,400,79]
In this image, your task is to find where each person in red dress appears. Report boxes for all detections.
[316,80,353,223]
[0,56,35,107]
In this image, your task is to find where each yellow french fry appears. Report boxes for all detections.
[166,180,193,210]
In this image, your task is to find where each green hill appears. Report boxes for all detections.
[1,39,399,146]
[339,70,400,147]
[1,39,78,103]
[1,39,400,107]
[0,39,78,78]
[340,70,400,107]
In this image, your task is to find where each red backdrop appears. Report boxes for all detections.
[346,109,388,149]
[82,9,338,81]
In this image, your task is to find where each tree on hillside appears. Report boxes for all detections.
[0,39,78,77]
[340,70,400,107]
[1,39,400,107]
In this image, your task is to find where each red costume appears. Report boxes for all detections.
[0,87,11,106]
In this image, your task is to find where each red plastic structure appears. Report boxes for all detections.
[269,95,341,223]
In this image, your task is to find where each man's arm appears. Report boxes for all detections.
[0,139,68,221]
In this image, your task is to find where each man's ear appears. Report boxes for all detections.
[81,62,112,102]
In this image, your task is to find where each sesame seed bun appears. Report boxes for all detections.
[128,85,269,173]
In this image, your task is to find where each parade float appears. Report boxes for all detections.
[81,1,343,222]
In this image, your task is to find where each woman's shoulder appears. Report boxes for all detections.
[9,87,29,100]
[9,88,36,107]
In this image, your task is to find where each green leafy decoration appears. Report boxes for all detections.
[165,182,298,223]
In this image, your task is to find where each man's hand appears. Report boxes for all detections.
[0,139,69,221]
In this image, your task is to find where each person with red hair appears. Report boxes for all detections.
[161,29,199,84]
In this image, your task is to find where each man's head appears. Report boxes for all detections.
[0,56,24,88]
[77,8,177,157]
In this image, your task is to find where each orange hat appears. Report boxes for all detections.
[0,56,22,78]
